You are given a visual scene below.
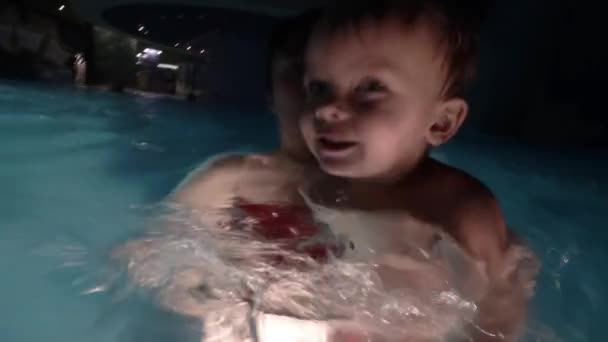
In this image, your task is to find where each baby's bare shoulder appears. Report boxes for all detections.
[430,160,486,194]
[432,161,509,263]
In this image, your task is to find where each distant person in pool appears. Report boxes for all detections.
[296,0,539,341]
[73,52,87,87]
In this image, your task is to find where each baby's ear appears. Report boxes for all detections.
[426,97,468,146]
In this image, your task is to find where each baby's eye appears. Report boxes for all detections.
[305,80,333,107]
[356,78,387,96]
[306,80,329,98]
[351,78,388,112]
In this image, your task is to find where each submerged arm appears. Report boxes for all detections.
[111,154,248,317]
[456,193,539,341]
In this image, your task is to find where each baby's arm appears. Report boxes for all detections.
[455,190,538,341]
[169,153,247,228]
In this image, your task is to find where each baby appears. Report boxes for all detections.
[297,0,538,341]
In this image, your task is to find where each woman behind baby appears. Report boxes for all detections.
[123,10,335,342]
[172,12,319,217]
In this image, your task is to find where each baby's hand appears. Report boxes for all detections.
[330,330,373,342]
[328,321,391,342]
[329,321,440,342]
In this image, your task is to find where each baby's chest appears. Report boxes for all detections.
[324,211,439,258]
[318,210,464,288]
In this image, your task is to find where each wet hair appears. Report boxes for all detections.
[266,10,321,95]
[316,0,492,98]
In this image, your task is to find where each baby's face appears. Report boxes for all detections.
[301,18,450,180]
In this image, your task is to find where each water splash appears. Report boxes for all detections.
[38,203,551,341]
[104,204,482,341]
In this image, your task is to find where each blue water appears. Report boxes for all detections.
[0,81,606,341]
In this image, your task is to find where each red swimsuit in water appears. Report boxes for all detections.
[236,201,340,262]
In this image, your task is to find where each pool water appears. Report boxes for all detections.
[0,81,606,341]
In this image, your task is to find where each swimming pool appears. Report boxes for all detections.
[0,81,605,341]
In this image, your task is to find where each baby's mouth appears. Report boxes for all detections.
[318,137,357,150]
[316,137,358,159]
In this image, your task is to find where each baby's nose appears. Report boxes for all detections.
[314,105,350,123]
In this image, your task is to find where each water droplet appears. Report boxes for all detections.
[334,189,349,204]
[132,141,148,150]
[82,285,108,295]
[131,140,165,152]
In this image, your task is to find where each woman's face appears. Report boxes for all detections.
[271,54,311,158]
[271,55,305,119]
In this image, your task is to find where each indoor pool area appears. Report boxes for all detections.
[1,81,606,342]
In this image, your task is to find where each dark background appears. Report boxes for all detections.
[1,0,606,144]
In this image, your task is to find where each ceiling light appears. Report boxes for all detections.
[157,63,179,70]
[144,48,162,55]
